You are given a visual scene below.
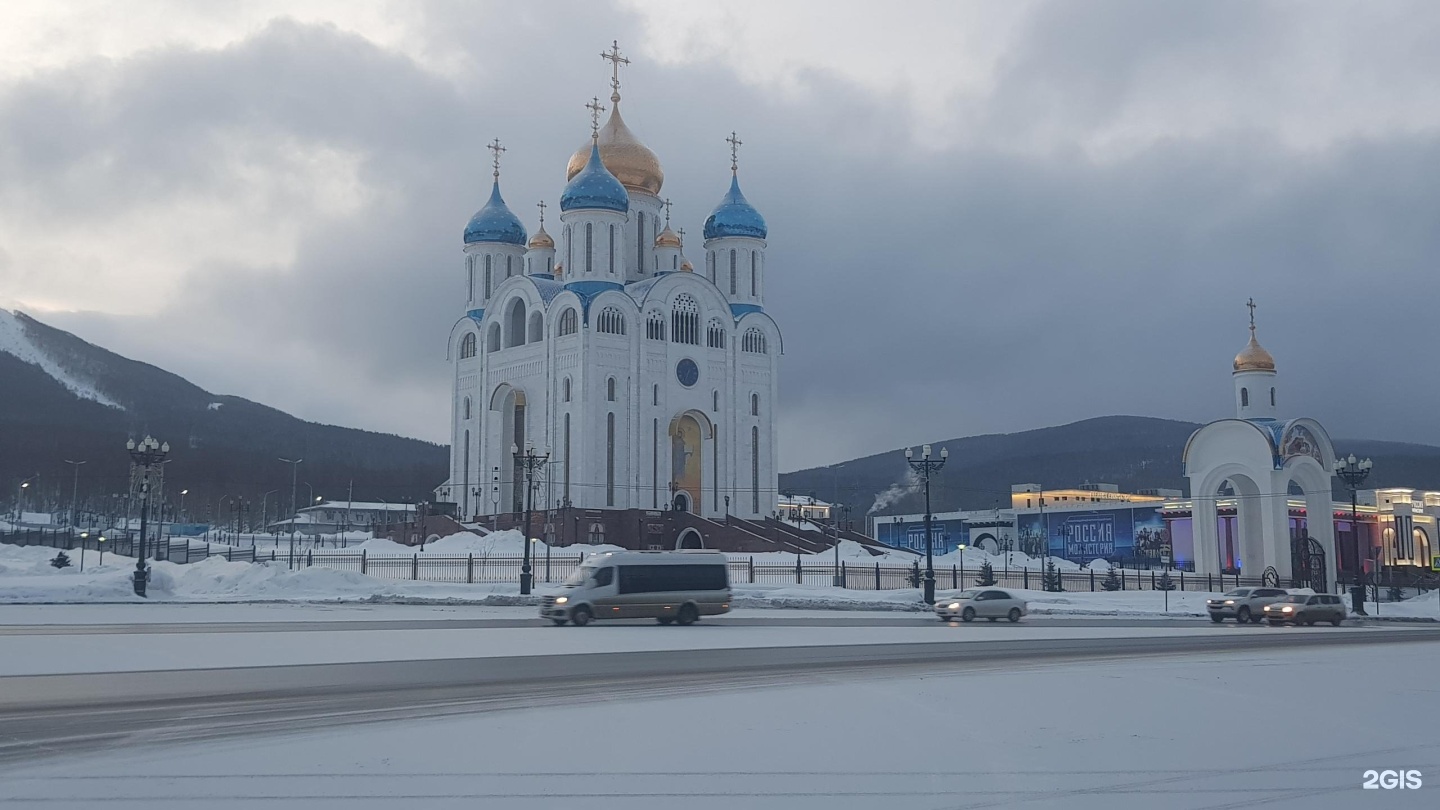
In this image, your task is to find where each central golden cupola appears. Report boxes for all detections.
[565,41,664,197]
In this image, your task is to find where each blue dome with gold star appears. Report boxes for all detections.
[561,143,629,213]
[703,175,766,240]
[464,181,527,245]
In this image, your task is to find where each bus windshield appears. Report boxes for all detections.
[563,565,595,587]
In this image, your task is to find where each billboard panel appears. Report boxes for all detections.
[1016,506,1170,564]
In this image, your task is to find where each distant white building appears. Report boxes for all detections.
[271,501,418,534]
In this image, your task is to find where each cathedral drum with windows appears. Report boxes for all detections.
[440,54,780,530]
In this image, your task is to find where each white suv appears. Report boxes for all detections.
[1205,587,1289,624]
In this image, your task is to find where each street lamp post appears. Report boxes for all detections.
[63,460,86,531]
[279,457,303,567]
[126,436,169,597]
[178,489,188,524]
[1333,454,1374,615]
[905,444,949,605]
[830,502,847,586]
[512,443,550,595]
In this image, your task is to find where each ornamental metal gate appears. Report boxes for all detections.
[1290,536,1327,592]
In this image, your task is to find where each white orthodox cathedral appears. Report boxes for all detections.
[440,46,780,526]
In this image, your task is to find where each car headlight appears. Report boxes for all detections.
[1280,606,1293,612]
[1223,600,1235,605]
[947,603,961,610]
[554,597,568,605]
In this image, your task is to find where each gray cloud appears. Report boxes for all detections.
[5,1,1440,472]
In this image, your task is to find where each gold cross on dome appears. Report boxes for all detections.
[677,227,686,242]
[1247,297,1257,331]
[726,131,743,174]
[602,40,630,101]
[663,198,673,225]
[536,200,547,227]
[585,97,607,139]
[487,138,505,179]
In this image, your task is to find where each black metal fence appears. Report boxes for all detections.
[3,528,1433,600]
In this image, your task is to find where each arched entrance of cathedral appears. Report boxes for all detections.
[668,411,712,517]
[676,528,704,550]
[491,384,527,514]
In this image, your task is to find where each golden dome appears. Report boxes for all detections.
[679,258,694,272]
[654,225,682,248]
[566,103,663,196]
[527,224,554,250]
[1233,329,1276,373]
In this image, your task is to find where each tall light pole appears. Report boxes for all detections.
[16,477,34,522]
[831,502,847,586]
[905,444,949,605]
[1333,454,1373,615]
[63,460,86,530]
[126,436,169,597]
[513,442,550,595]
[178,489,188,524]
[491,467,500,532]
[279,457,302,566]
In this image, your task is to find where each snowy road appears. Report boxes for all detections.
[2,642,1436,809]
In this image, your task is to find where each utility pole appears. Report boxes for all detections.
[279,457,302,567]
[63,460,86,531]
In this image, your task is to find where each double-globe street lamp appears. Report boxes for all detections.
[126,436,169,597]
[512,443,550,595]
[905,444,949,605]
[1333,454,1374,615]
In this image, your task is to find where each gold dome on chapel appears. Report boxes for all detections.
[566,103,664,196]
[527,224,554,250]
[1233,329,1276,373]
[654,225,682,248]
[679,258,694,272]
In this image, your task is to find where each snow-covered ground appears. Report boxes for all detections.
[4,541,1437,620]
[10,620,1370,678]
[3,642,1433,809]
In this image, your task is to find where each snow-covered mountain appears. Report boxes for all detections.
[0,309,121,408]
[1,309,445,517]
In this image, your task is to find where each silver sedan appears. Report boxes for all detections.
[936,589,1028,623]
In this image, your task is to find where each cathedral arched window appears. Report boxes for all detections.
[598,306,627,335]
[607,377,617,402]
[742,328,767,354]
[608,223,616,273]
[707,251,716,283]
[566,224,572,270]
[528,311,543,343]
[671,294,700,345]
[712,390,719,412]
[751,393,759,416]
[585,223,593,273]
[1241,388,1249,407]
[606,412,616,506]
[463,396,472,420]
[484,262,492,299]
[637,217,645,274]
[459,332,477,359]
[1270,387,1276,406]
[563,377,571,402]
[729,250,737,295]
[646,311,666,341]
[751,425,760,514]
[587,521,606,545]
[486,323,501,353]
[467,257,474,301]
[505,299,526,348]
[557,308,578,337]
[652,384,659,406]
[707,319,726,349]
[750,252,757,296]
[506,255,513,278]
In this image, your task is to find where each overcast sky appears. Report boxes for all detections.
[3,1,1439,471]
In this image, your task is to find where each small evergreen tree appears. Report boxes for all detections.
[976,559,996,586]
[1156,570,1176,591]
[1101,565,1122,591]
[1042,560,1063,592]
[50,551,72,569]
